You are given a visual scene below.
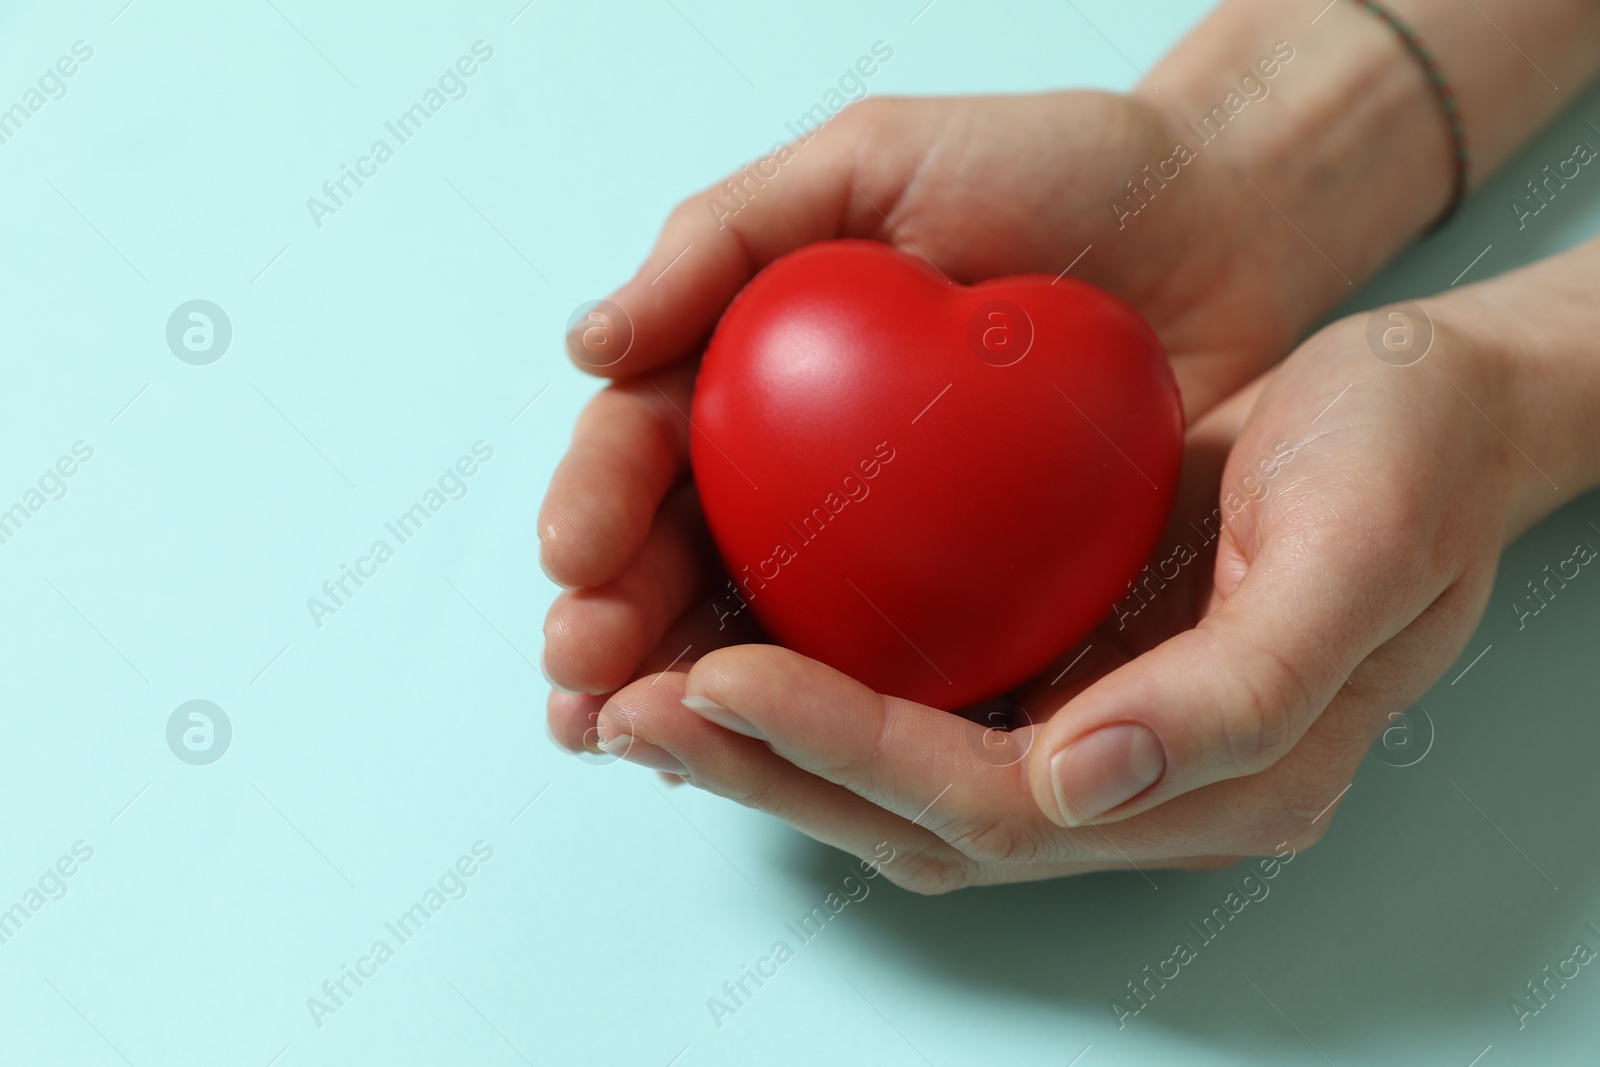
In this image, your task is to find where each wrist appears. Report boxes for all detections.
[1427,243,1600,536]
[1140,1,1453,334]
[1141,0,1600,344]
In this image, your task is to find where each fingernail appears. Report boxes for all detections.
[682,694,764,740]
[539,647,582,696]
[598,733,686,774]
[1050,723,1165,826]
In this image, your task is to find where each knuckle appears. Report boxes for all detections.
[668,192,708,229]
[880,849,972,896]
[1217,637,1319,778]
[1245,786,1335,855]
[941,814,1046,866]
[1247,809,1317,855]
[1283,778,1350,851]
[833,96,891,131]
[1269,814,1329,855]
[1290,818,1331,852]
[609,386,686,463]
[813,96,905,159]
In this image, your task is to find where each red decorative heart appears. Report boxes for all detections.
[689,240,1182,709]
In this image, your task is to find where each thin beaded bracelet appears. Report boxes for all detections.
[1351,0,1471,231]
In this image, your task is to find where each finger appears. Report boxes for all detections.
[601,649,1254,883]
[1026,464,1452,829]
[547,690,607,755]
[541,481,716,695]
[569,110,881,380]
[623,577,768,686]
[538,362,696,590]
[544,563,764,755]
[678,645,1064,864]
[593,670,977,892]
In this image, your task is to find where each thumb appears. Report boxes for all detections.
[1027,508,1440,828]
[567,103,888,379]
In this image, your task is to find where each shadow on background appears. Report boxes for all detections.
[772,476,1600,1065]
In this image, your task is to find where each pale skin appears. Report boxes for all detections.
[539,0,1600,891]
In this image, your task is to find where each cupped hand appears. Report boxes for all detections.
[541,89,1311,714]
[573,303,1537,891]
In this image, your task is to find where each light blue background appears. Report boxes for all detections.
[2,1,1598,1064]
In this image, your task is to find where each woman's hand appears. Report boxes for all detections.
[541,0,1600,721]
[541,1,1600,886]
[575,297,1557,891]
[540,89,1318,710]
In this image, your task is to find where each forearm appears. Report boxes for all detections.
[1143,0,1600,335]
